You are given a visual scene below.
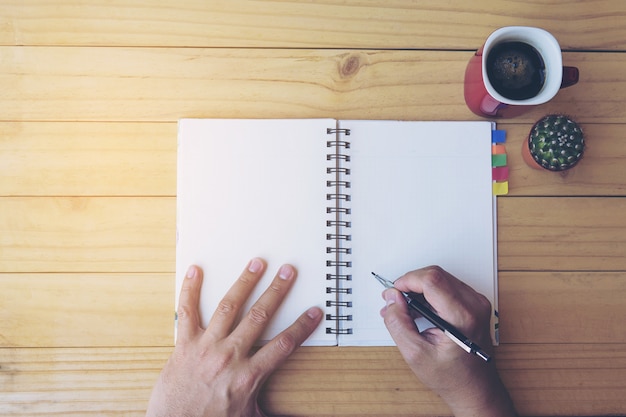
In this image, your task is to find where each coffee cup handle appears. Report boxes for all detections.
[561,66,579,88]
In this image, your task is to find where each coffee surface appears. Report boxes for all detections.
[486,41,545,100]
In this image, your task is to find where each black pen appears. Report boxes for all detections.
[372,272,491,362]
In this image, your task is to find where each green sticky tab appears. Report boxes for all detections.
[492,153,507,167]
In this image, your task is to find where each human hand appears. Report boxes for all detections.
[380,266,516,417]
[146,259,323,417]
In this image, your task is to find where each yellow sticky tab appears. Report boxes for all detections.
[493,181,509,195]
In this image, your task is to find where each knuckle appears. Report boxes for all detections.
[268,281,283,295]
[232,369,257,394]
[216,298,239,316]
[274,332,298,355]
[422,266,446,286]
[473,293,494,324]
[247,305,270,327]
[237,271,258,287]
[476,292,493,313]
[176,304,194,321]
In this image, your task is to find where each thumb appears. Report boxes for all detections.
[381,289,429,351]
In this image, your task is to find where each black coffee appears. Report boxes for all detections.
[486,41,546,100]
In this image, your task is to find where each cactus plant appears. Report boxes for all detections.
[525,114,584,171]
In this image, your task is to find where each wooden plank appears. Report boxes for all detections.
[497,197,626,271]
[498,271,626,344]
[0,273,173,348]
[269,344,626,416]
[0,47,622,123]
[506,123,626,197]
[0,197,175,273]
[0,347,170,416]
[4,122,625,198]
[1,1,625,50]
[495,344,626,416]
[2,270,621,349]
[0,122,176,197]
[5,196,623,274]
[1,344,624,416]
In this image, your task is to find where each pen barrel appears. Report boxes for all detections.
[405,294,451,332]
[404,293,491,362]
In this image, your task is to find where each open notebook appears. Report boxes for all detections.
[176,119,499,346]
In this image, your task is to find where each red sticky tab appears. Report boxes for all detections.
[492,166,509,181]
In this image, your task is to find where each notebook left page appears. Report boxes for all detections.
[176,119,336,346]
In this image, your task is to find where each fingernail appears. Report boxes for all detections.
[278,264,294,280]
[248,258,263,273]
[306,307,322,320]
[383,289,397,307]
[186,265,197,279]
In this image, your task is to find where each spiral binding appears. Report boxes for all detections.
[325,126,353,336]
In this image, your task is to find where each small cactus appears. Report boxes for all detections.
[528,114,584,171]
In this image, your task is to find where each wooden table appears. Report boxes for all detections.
[1,2,625,416]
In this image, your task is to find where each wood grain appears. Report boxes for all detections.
[1,270,622,348]
[0,347,170,416]
[0,122,177,197]
[1,1,625,415]
[498,271,626,344]
[1,47,623,123]
[5,196,624,274]
[495,344,626,416]
[0,197,175,273]
[498,197,626,271]
[0,273,173,348]
[1,1,625,50]
[3,122,625,198]
[1,345,624,416]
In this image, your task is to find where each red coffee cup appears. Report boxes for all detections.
[464,26,579,118]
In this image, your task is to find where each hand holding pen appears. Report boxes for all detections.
[378,266,517,417]
[372,272,491,362]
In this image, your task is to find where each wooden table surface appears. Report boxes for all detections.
[1,1,625,416]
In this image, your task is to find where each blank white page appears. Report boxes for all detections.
[339,120,496,346]
[176,119,336,346]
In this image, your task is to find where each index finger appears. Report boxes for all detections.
[251,306,323,379]
[393,266,491,325]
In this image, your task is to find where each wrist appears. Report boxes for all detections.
[444,369,517,417]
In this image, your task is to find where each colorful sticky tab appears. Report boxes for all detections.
[492,153,507,167]
[491,130,506,143]
[492,166,509,181]
[491,129,508,195]
[493,181,509,195]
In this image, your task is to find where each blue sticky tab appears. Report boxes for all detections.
[491,130,506,144]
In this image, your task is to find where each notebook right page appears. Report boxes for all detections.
[340,120,496,346]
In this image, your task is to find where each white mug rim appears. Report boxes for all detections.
[482,26,563,105]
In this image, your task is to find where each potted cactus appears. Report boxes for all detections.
[522,114,585,171]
